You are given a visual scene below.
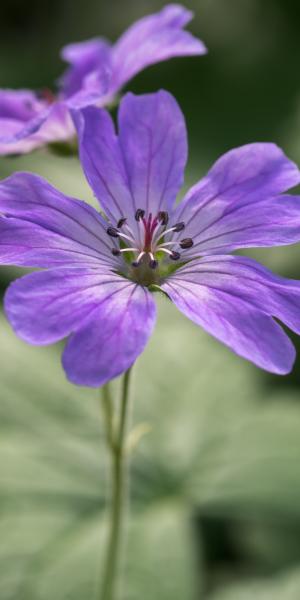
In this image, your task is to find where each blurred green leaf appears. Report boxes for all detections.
[209,567,300,600]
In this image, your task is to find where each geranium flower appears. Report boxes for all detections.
[1,90,300,386]
[0,4,206,155]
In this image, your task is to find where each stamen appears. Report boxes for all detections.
[132,250,146,268]
[158,211,169,226]
[170,251,181,260]
[111,247,120,256]
[159,247,179,258]
[136,251,146,263]
[135,208,145,221]
[153,221,186,245]
[157,241,178,248]
[172,222,185,233]
[158,248,172,256]
[117,217,127,228]
[107,226,135,244]
[149,259,158,269]
[157,238,193,250]
[179,238,194,249]
[117,231,136,244]
[107,227,119,238]
[148,252,158,269]
[120,247,139,253]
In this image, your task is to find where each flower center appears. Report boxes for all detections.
[106,208,194,285]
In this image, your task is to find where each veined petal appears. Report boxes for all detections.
[0,89,42,121]
[60,38,112,99]
[0,119,47,155]
[74,107,134,223]
[110,4,207,92]
[63,71,110,109]
[62,282,156,387]
[0,102,74,155]
[165,255,300,332]
[0,172,116,267]
[161,257,298,374]
[75,91,187,227]
[178,194,300,256]
[4,267,120,344]
[172,143,300,253]
[118,91,188,216]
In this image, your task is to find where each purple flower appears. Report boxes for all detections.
[1,91,300,386]
[0,4,206,155]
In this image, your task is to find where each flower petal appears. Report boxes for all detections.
[59,38,112,100]
[4,267,121,344]
[161,257,297,374]
[0,102,74,155]
[62,282,156,387]
[110,4,207,93]
[0,89,42,120]
[118,91,188,215]
[166,255,300,332]
[0,172,116,267]
[73,107,134,223]
[172,143,300,254]
[75,90,187,226]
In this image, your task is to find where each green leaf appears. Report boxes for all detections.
[209,567,300,600]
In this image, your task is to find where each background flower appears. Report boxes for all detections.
[0,4,206,155]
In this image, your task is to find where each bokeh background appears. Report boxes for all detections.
[2,1,300,598]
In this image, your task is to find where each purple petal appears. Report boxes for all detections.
[75,90,187,228]
[63,71,110,109]
[0,101,74,155]
[59,38,112,106]
[62,282,156,387]
[4,267,119,344]
[0,89,42,120]
[110,4,207,93]
[118,91,188,215]
[73,107,134,223]
[0,172,116,267]
[161,256,298,374]
[172,143,300,254]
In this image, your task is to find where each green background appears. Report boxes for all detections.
[1,1,300,598]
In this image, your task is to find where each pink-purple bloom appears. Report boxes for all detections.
[0,4,206,155]
[1,90,300,386]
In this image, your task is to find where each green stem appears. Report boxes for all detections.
[101,382,115,453]
[100,368,132,600]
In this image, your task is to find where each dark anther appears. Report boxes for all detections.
[180,238,194,249]
[107,227,119,238]
[158,211,169,226]
[111,247,121,256]
[149,259,158,269]
[173,221,185,232]
[132,261,140,267]
[170,251,181,261]
[135,208,145,221]
[117,217,127,228]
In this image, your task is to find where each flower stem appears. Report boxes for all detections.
[100,367,132,600]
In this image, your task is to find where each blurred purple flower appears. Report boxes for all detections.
[0,4,206,155]
[1,90,300,386]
